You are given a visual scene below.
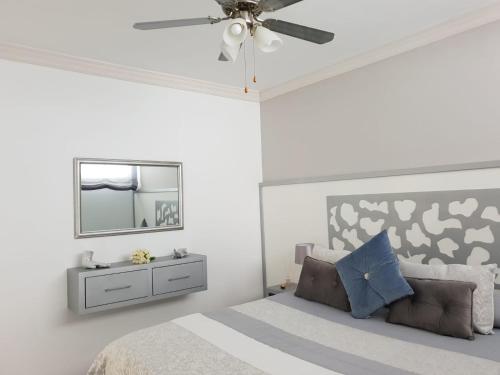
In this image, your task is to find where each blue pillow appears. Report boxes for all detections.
[336,230,414,319]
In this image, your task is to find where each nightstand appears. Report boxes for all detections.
[266,283,297,297]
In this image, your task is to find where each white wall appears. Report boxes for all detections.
[0,59,262,375]
[260,21,500,182]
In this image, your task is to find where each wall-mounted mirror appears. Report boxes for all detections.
[74,158,183,238]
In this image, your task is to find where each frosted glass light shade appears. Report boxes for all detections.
[220,42,240,63]
[223,18,248,46]
[254,26,283,53]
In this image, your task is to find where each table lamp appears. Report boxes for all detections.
[295,243,314,265]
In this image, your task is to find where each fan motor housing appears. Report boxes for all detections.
[222,0,263,18]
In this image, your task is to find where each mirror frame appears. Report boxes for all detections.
[74,157,184,238]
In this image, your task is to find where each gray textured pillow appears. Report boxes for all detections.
[495,290,500,328]
[295,256,350,312]
[387,278,476,340]
[399,261,496,334]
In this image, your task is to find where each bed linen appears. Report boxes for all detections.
[88,292,500,375]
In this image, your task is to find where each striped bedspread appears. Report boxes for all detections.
[88,293,500,375]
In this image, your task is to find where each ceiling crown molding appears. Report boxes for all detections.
[260,3,500,101]
[1,3,499,103]
[0,43,259,102]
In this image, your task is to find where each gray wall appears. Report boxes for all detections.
[260,21,500,182]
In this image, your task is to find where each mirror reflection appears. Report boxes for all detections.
[75,159,183,237]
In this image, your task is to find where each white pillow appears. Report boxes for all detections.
[311,245,350,264]
[399,261,497,334]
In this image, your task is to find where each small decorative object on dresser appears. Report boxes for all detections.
[131,249,155,264]
[173,248,188,259]
[67,253,207,314]
[81,251,110,269]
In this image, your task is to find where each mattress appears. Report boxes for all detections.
[88,292,500,375]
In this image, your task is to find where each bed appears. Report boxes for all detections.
[88,291,500,375]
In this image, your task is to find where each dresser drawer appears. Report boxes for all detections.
[153,261,204,295]
[85,270,150,308]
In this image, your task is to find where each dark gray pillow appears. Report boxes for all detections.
[295,256,350,312]
[495,290,500,328]
[387,278,476,340]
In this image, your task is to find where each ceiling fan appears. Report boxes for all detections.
[133,0,335,63]
[133,0,334,92]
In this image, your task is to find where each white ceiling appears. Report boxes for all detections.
[1,0,499,90]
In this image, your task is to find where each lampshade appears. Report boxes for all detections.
[295,243,314,265]
[223,18,248,46]
[254,26,283,53]
[220,42,241,63]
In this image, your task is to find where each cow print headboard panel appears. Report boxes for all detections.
[326,188,500,287]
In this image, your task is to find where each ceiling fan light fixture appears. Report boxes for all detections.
[223,18,248,46]
[230,23,243,36]
[254,26,283,53]
[220,41,240,63]
[133,0,336,90]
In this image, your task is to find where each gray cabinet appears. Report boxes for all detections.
[85,269,150,308]
[67,254,207,314]
[153,261,204,295]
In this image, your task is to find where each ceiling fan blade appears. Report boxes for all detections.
[133,17,221,30]
[259,0,304,12]
[262,19,334,44]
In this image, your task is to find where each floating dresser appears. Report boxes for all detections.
[67,254,207,314]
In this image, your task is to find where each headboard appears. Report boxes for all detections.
[327,189,500,271]
[261,164,500,291]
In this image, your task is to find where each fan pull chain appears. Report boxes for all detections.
[252,39,257,84]
[243,40,248,94]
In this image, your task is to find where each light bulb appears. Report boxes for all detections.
[223,18,248,46]
[230,23,243,36]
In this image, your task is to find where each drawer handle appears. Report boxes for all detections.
[168,275,190,282]
[104,285,132,292]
